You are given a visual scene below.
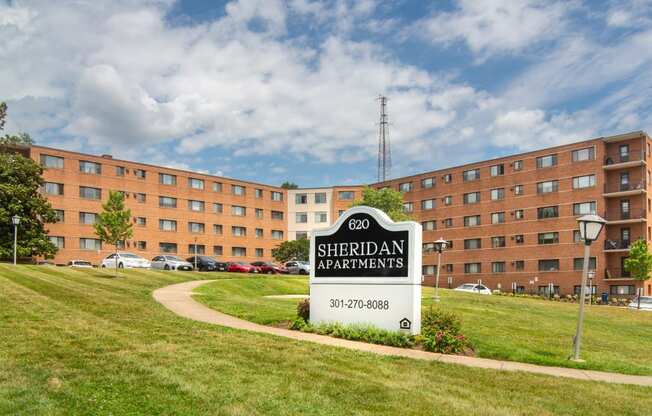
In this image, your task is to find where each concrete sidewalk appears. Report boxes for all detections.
[153,280,652,387]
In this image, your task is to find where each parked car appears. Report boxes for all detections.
[454,283,492,295]
[100,252,151,269]
[284,260,310,275]
[68,260,93,268]
[151,255,194,271]
[628,296,652,311]
[251,261,288,274]
[186,256,228,272]
[227,262,260,273]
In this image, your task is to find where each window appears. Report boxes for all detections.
[295,193,308,204]
[537,206,559,219]
[538,259,560,271]
[445,264,453,273]
[491,212,505,224]
[213,203,223,214]
[443,173,452,183]
[40,154,64,169]
[514,209,524,220]
[338,191,355,200]
[421,177,435,189]
[491,236,506,248]
[296,232,308,240]
[136,241,146,250]
[514,260,525,271]
[135,217,146,226]
[537,180,559,194]
[421,199,435,210]
[620,172,630,190]
[620,144,630,161]
[572,175,595,189]
[536,154,557,168]
[189,178,204,190]
[134,169,146,179]
[271,191,283,201]
[463,192,480,204]
[213,182,223,192]
[296,212,308,223]
[232,205,246,216]
[513,160,523,171]
[79,238,101,250]
[255,248,264,257]
[464,263,481,274]
[159,173,177,185]
[188,200,205,212]
[315,192,327,203]
[315,212,328,223]
[271,210,284,220]
[399,182,413,192]
[573,201,597,215]
[422,220,436,231]
[232,247,246,257]
[255,188,263,198]
[188,222,205,233]
[272,230,284,240]
[464,238,482,249]
[490,164,504,176]
[255,228,263,238]
[492,262,506,273]
[514,185,524,195]
[79,186,101,200]
[54,210,65,222]
[572,147,595,162]
[538,232,559,245]
[403,202,414,212]
[423,242,435,253]
[135,193,146,203]
[443,218,453,228]
[514,235,524,244]
[232,185,246,196]
[255,208,263,219]
[463,169,480,181]
[573,230,583,243]
[538,286,561,296]
[44,182,64,195]
[443,195,452,205]
[423,265,436,275]
[79,212,98,225]
[49,236,65,249]
[573,257,597,271]
[159,242,177,253]
[464,215,481,227]
[213,224,223,235]
[188,244,205,255]
[159,196,177,208]
[213,245,223,256]
[232,226,247,237]
[610,285,635,295]
[115,166,125,176]
[79,160,101,174]
[490,188,504,201]
[159,219,177,231]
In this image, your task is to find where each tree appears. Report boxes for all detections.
[624,239,652,309]
[94,191,133,277]
[0,103,33,147]
[272,239,309,263]
[350,186,411,222]
[281,181,298,189]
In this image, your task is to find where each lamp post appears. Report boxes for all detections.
[433,238,448,302]
[193,237,198,271]
[11,215,20,266]
[571,214,606,362]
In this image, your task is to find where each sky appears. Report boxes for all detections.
[2,0,652,187]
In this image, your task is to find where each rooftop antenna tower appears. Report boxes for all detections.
[377,95,391,182]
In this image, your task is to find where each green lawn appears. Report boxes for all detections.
[1,265,651,416]
[196,276,652,375]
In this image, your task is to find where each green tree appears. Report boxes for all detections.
[624,239,652,308]
[350,186,411,222]
[94,191,133,277]
[281,181,298,189]
[0,103,33,147]
[272,239,309,263]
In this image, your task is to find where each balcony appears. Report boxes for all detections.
[603,181,646,197]
[603,209,646,224]
[604,239,631,252]
[604,268,632,280]
[603,150,646,170]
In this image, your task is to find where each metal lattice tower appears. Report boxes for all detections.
[377,95,391,182]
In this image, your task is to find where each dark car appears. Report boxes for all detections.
[186,256,228,272]
[250,261,288,274]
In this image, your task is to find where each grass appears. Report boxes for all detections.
[196,276,652,375]
[1,265,651,416]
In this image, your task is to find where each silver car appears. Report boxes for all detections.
[284,260,310,275]
[151,255,194,271]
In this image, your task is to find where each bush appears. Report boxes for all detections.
[289,317,308,330]
[297,298,310,321]
[421,308,471,354]
[301,322,414,348]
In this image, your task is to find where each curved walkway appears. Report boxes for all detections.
[153,280,652,386]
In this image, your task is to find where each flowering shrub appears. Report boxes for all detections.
[420,308,471,354]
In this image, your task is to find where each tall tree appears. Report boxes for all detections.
[350,186,411,222]
[624,239,652,309]
[94,191,133,277]
[272,239,309,263]
[281,181,299,189]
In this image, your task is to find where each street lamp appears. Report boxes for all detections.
[433,238,448,302]
[11,215,20,266]
[571,214,606,362]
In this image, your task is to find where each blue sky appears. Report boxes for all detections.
[2,0,652,186]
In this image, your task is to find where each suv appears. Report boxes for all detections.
[285,261,310,275]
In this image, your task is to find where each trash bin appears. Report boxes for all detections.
[601,292,609,304]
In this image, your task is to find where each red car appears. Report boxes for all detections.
[251,261,288,274]
[227,262,260,273]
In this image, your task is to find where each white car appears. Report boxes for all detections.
[68,260,93,268]
[628,296,652,311]
[151,255,194,271]
[284,260,310,275]
[454,283,492,295]
[100,252,151,269]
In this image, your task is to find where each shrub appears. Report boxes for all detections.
[421,308,471,354]
[289,317,307,330]
[301,322,414,348]
[296,298,310,321]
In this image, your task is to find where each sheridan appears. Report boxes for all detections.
[317,240,405,258]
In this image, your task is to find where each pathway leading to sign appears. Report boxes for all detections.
[153,280,652,387]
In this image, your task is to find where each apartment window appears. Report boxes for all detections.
[134,169,146,179]
[464,238,482,250]
[232,185,246,196]
[159,242,177,254]
[159,219,177,231]
[232,226,247,237]
[255,208,263,219]
[421,199,435,210]
[537,206,559,219]
[464,215,481,227]
[79,238,101,250]
[295,193,308,204]
[443,173,452,183]
[444,218,453,228]
[403,202,414,212]
[573,230,583,243]
[135,217,146,226]
[213,203,223,214]
[272,230,284,240]
[399,182,413,192]
[620,144,630,161]
[490,188,504,201]
[338,191,355,200]
[213,182,223,192]
[159,196,177,208]
[443,195,452,205]
[537,180,559,194]
[79,186,101,200]
[232,205,246,216]
[538,232,559,245]
[271,210,284,220]
[573,257,597,271]
[572,147,595,162]
[445,264,454,273]
[213,245,223,256]
[513,160,523,171]
[135,193,146,203]
[491,236,506,248]
[572,175,595,189]
[620,172,630,190]
[514,260,525,271]
[423,242,435,253]
[514,234,524,244]
[610,285,635,295]
[40,154,64,169]
[423,265,436,275]
[422,220,436,231]
[315,192,327,203]
[514,209,524,220]
[538,259,560,272]
[271,191,283,201]
[536,154,557,168]
[115,166,125,176]
[188,178,204,190]
[159,173,177,185]
[48,236,65,249]
[514,185,524,195]
[296,232,308,240]
[491,212,505,224]
[79,212,98,225]
[188,222,205,234]
[232,247,246,257]
[492,262,506,273]
[296,212,308,223]
[54,210,65,222]
[463,192,480,204]
[255,248,264,258]
[465,263,481,274]
[573,201,597,215]
[43,182,64,195]
[188,244,205,255]
[255,228,263,238]
[255,188,263,198]
[621,199,630,217]
[79,160,101,174]
[136,241,146,250]
[490,164,504,176]
[421,177,435,189]
[213,224,223,235]
[188,200,205,212]
[463,169,480,181]
[315,212,328,223]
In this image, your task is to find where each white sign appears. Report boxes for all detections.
[309,206,422,334]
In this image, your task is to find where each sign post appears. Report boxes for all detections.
[309,206,422,335]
